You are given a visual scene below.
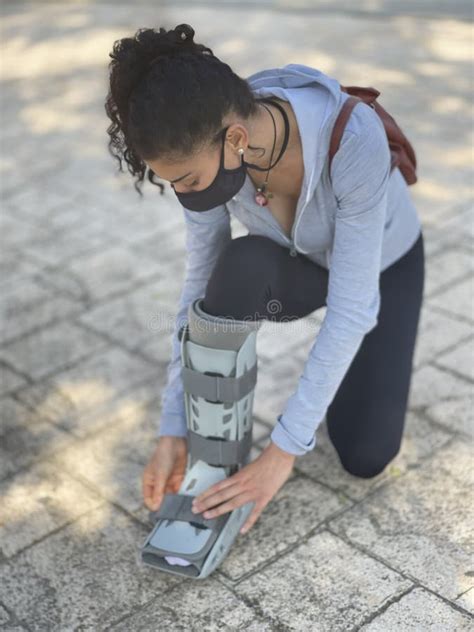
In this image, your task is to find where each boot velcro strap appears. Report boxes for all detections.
[188,427,253,466]
[149,493,219,529]
[181,363,257,403]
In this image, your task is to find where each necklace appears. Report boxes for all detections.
[252,98,290,206]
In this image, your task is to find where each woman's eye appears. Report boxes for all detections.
[190,180,199,186]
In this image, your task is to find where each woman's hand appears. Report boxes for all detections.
[191,440,296,534]
[142,436,188,511]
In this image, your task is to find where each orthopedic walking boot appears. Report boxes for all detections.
[140,297,262,578]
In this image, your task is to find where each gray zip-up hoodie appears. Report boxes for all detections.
[156,63,422,456]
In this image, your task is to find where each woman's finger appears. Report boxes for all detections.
[201,492,252,519]
[193,471,243,506]
[193,481,244,513]
[240,502,264,534]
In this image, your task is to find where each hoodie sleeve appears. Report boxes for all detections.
[157,204,232,438]
[270,104,391,455]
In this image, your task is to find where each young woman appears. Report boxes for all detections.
[105,23,424,536]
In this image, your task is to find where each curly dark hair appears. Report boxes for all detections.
[104,23,262,196]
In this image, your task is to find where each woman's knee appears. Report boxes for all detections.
[337,443,401,479]
[220,234,279,266]
[203,235,278,318]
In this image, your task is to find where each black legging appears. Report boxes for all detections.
[202,229,425,478]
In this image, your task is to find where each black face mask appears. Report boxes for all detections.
[171,98,290,212]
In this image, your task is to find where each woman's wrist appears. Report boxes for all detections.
[265,439,297,462]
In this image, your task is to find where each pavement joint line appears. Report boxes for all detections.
[425,271,474,301]
[1,343,113,389]
[0,322,111,379]
[35,261,169,307]
[70,316,172,369]
[425,302,474,327]
[32,268,94,305]
[291,468,355,504]
[430,358,474,386]
[348,584,416,632]
[0,359,33,386]
[61,268,170,314]
[220,486,363,586]
[416,405,473,442]
[454,586,474,602]
[0,600,25,630]
[215,573,294,632]
[0,276,170,353]
[0,461,169,565]
[425,269,474,296]
[327,526,474,620]
[102,591,188,632]
[420,333,474,380]
[11,376,162,443]
[0,500,109,567]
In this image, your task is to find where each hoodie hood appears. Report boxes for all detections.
[245,63,344,208]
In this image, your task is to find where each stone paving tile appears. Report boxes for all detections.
[61,243,165,302]
[14,347,161,437]
[0,247,41,289]
[0,460,104,558]
[124,227,186,267]
[77,276,181,361]
[0,505,181,631]
[0,276,82,345]
[32,264,99,304]
[360,586,473,631]
[0,396,72,481]
[0,212,50,249]
[424,247,473,298]
[330,438,474,608]
[5,189,114,237]
[0,321,109,381]
[408,363,472,435]
[2,184,82,224]
[0,605,10,624]
[234,530,411,631]
[423,204,474,258]
[219,473,349,582]
[20,220,117,267]
[428,276,474,322]
[286,410,451,502]
[101,200,185,248]
[0,604,26,632]
[434,335,474,382]
[0,363,27,397]
[111,581,273,631]
[48,394,162,517]
[412,307,472,368]
[425,396,473,439]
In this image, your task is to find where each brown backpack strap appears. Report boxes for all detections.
[328,95,363,181]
